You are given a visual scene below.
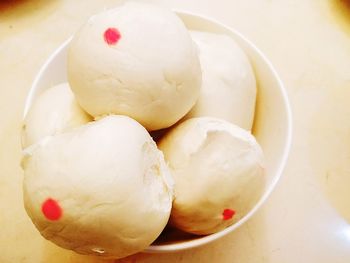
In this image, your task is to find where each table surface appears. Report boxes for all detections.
[1,0,350,262]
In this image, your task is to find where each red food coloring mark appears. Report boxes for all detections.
[222,209,235,220]
[103,28,121,45]
[41,198,62,221]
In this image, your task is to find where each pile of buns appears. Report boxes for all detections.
[21,2,265,259]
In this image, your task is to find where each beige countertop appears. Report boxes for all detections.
[1,0,350,262]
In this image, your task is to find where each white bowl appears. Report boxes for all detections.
[23,11,292,253]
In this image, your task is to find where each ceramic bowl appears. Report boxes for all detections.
[23,11,292,253]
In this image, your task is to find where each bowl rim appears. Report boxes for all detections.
[23,36,73,119]
[23,9,293,253]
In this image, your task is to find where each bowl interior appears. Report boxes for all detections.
[23,11,292,253]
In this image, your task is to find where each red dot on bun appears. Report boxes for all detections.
[104,28,121,45]
[41,198,62,221]
[222,209,235,220]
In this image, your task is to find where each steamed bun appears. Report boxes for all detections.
[68,2,201,131]
[22,83,91,148]
[158,117,264,235]
[185,31,256,130]
[22,115,173,258]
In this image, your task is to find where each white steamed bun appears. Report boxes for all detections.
[22,115,173,258]
[22,82,91,148]
[158,117,264,235]
[185,31,256,130]
[68,2,201,131]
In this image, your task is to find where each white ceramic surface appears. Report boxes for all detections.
[23,11,292,253]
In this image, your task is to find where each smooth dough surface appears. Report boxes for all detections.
[22,83,91,148]
[185,31,257,130]
[22,115,173,258]
[158,117,264,235]
[68,2,201,131]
